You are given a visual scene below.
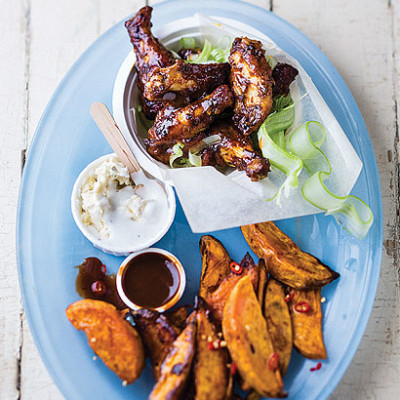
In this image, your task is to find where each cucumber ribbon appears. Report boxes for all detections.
[258,106,373,239]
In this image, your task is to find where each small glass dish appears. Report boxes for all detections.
[116,248,186,312]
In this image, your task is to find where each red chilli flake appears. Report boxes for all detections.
[91,280,107,295]
[230,363,237,376]
[230,261,243,275]
[101,264,107,274]
[294,301,311,313]
[284,290,295,303]
[268,353,280,371]
[310,362,322,372]
[209,340,222,350]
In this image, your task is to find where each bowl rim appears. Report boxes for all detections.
[70,153,176,256]
[116,247,187,312]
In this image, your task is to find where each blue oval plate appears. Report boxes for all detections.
[17,0,382,399]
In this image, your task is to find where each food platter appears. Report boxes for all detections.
[16,0,383,399]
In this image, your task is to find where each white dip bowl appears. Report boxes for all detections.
[71,153,176,256]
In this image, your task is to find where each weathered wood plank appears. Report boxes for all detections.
[0,0,29,398]
[20,1,145,399]
[272,1,400,399]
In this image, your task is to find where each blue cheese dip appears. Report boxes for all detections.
[75,155,172,252]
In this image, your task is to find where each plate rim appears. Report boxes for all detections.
[16,1,383,399]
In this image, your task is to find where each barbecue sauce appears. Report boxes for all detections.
[121,252,180,309]
[75,257,125,309]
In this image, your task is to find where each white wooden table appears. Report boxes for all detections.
[1,0,399,399]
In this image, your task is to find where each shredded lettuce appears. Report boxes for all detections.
[169,135,221,169]
[180,37,196,49]
[169,143,190,168]
[183,37,230,64]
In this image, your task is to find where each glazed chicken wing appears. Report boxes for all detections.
[126,6,180,119]
[272,63,299,97]
[203,121,270,181]
[229,37,274,135]
[125,6,175,90]
[144,60,230,101]
[148,85,234,142]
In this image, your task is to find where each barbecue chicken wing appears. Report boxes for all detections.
[148,85,234,142]
[229,37,274,135]
[125,6,175,90]
[126,6,181,119]
[272,63,299,97]
[202,121,270,181]
[144,60,230,101]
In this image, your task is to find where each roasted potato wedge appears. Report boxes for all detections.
[149,313,197,400]
[288,288,327,359]
[205,253,259,322]
[264,278,293,376]
[257,259,268,307]
[66,299,145,384]
[222,276,286,398]
[241,222,340,290]
[199,235,232,298]
[131,308,180,379]
[194,301,229,400]
[166,306,190,332]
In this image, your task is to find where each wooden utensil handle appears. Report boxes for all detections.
[90,102,141,174]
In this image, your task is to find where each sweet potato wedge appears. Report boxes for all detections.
[66,299,145,384]
[131,308,180,379]
[199,235,232,299]
[241,222,339,290]
[166,306,190,332]
[205,253,259,322]
[288,288,327,359]
[149,313,197,400]
[222,276,286,398]
[264,278,293,376]
[194,301,229,400]
[257,259,268,307]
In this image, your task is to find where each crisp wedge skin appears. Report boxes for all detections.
[204,252,259,322]
[222,276,286,398]
[264,279,293,376]
[241,222,340,290]
[194,303,229,400]
[131,309,179,379]
[199,235,232,299]
[149,314,197,400]
[289,288,327,359]
[66,299,145,384]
